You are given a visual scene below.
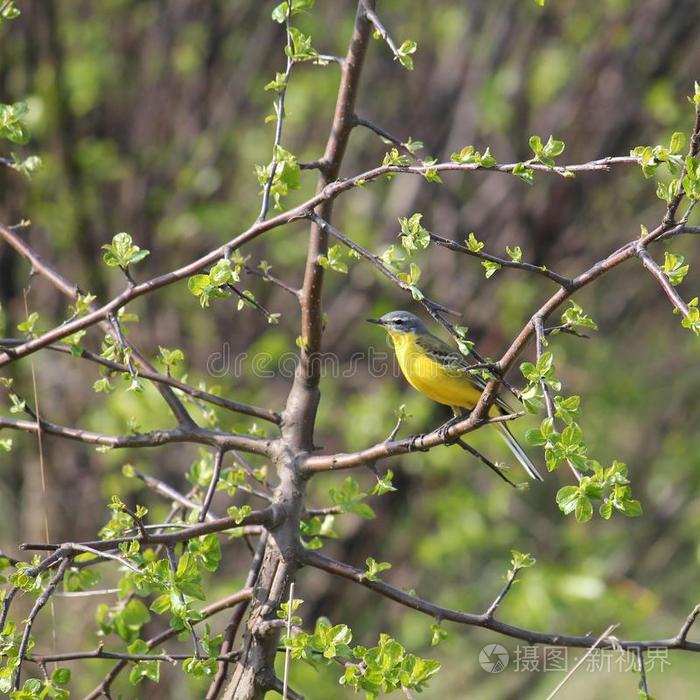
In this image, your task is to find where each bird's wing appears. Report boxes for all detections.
[415,332,515,414]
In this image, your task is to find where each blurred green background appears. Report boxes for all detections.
[1,0,700,697]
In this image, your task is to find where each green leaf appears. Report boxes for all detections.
[575,496,593,522]
[0,1,20,23]
[396,40,417,70]
[430,623,448,646]
[506,245,522,262]
[17,312,40,337]
[619,498,643,517]
[481,260,501,278]
[556,486,580,515]
[102,232,150,269]
[318,244,349,274]
[661,251,689,286]
[382,148,411,167]
[285,27,318,62]
[0,102,30,144]
[7,153,42,178]
[669,131,685,154]
[512,162,534,184]
[371,470,397,496]
[404,137,423,155]
[510,549,536,569]
[398,213,431,253]
[561,300,598,330]
[51,668,71,686]
[227,504,252,524]
[465,232,484,253]
[271,2,289,22]
[362,557,392,582]
[599,500,613,519]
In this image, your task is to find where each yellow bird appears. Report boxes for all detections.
[367,310,543,481]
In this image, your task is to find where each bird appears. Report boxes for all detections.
[367,310,543,481]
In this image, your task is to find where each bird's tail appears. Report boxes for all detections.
[494,422,543,481]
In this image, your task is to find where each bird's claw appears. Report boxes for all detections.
[408,434,429,452]
[437,417,460,444]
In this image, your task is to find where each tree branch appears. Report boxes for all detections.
[637,246,690,318]
[20,506,274,553]
[0,415,271,455]
[302,550,700,653]
[301,413,521,473]
[430,232,573,288]
[14,558,70,690]
[84,588,253,700]
[0,152,638,370]
[308,212,460,316]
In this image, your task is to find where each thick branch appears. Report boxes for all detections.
[301,413,519,473]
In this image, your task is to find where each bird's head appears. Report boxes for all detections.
[366,310,428,336]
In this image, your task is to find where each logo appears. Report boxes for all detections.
[479,644,510,673]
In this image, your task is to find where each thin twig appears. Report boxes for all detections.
[199,449,225,522]
[282,581,295,699]
[637,246,690,318]
[303,551,700,654]
[484,568,521,618]
[430,233,572,288]
[636,648,650,699]
[544,624,619,700]
[85,588,253,700]
[14,558,70,690]
[0,338,281,424]
[20,505,274,552]
[454,439,518,488]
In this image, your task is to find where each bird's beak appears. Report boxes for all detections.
[366,318,383,325]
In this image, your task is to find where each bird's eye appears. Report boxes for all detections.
[394,319,403,325]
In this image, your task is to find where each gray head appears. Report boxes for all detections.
[366,310,428,335]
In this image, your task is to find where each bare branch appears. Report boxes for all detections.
[453,438,519,488]
[676,603,700,643]
[0,152,639,370]
[353,114,410,153]
[14,558,70,690]
[308,212,460,316]
[637,246,690,318]
[20,506,274,553]
[84,588,253,700]
[430,232,573,288]
[302,550,700,653]
[0,415,272,455]
[199,449,225,523]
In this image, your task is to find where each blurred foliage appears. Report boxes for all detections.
[1,0,700,698]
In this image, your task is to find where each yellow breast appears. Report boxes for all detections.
[388,331,485,411]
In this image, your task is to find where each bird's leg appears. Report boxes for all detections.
[437,408,465,444]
